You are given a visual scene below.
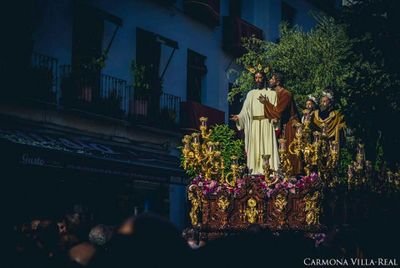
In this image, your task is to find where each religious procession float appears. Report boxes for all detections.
[181,115,343,240]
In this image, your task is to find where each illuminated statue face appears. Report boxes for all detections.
[306,100,316,110]
[254,72,265,88]
[320,96,331,111]
[268,75,281,88]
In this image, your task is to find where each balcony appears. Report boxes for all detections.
[129,88,181,130]
[180,101,225,132]
[25,52,58,103]
[183,0,220,27]
[8,52,183,130]
[223,16,263,56]
[60,65,128,118]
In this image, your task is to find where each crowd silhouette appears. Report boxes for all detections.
[9,205,399,268]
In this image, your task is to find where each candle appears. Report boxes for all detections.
[192,133,200,144]
[207,141,214,152]
[199,117,208,128]
[279,138,286,152]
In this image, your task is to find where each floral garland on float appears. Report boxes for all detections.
[181,117,330,232]
[190,172,321,198]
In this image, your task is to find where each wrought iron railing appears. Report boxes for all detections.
[22,59,182,127]
[160,92,181,125]
[129,88,181,128]
[60,65,128,118]
[29,52,59,102]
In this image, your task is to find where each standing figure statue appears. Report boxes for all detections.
[302,95,318,124]
[312,89,346,152]
[258,72,301,175]
[230,69,279,174]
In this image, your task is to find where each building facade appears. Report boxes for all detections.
[3,0,334,229]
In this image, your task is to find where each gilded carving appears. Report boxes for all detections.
[304,191,320,225]
[217,196,230,212]
[244,198,258,223]
[274,194,287,212]
[188,191,200,226]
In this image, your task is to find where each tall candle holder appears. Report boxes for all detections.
[225,156,239,187]
[279,137,293,179]
[181,117,241,183]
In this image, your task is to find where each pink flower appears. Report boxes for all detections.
[209,180,217,188]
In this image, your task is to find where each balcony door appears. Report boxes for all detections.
[187,49,207,103]
[72,3,104,103]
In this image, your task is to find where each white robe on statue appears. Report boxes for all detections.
[236,88,279,174]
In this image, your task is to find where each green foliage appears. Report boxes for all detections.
[131,60,150,96]
[208,124,245,175]
[179,125,244,179]
[339,0,400,165]
[229,9,400,166]
[90,52,107,69]
[229,15,354,108]
[179,151,197,178]
[337,139,356,182]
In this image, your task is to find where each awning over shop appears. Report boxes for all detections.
[0,127,185,184]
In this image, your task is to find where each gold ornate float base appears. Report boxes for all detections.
[187,175,324,240]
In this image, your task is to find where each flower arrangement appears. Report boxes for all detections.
[189,172,321,197]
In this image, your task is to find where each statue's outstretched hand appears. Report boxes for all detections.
[230,114,239,122]
[258,94,269,104]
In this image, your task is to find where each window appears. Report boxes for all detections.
[228,83,242,130]
[135,28,178,97]
[229,0,241,17]
[72,3,122,72]
[72,5,104,71]
[187,50,207,103]
[136,28,162,97]
[70,2,122,103]
[281,1,296,28]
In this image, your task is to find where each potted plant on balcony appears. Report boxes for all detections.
[131,60,150,117]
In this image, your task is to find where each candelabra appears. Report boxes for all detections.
[347,143,371,190]
[181,117,241,184]
[278,137,293,180]
[263,154,279,186]
[288,121,339,185]
[225,156,240,187]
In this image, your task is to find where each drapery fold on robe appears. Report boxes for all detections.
[263,89,301,175]
[236,89,279,174]
[312,109,346,151]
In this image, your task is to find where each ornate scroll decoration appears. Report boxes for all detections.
[217,196,230,212]
[244,198,258,224]
[216,195,230,227]
[304,191,321,225]
[188,190,200,226]
[273,193,288,227]
[275,194,287,213]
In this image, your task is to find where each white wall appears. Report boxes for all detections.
[242,0,318,41]
[32,0,320,120]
